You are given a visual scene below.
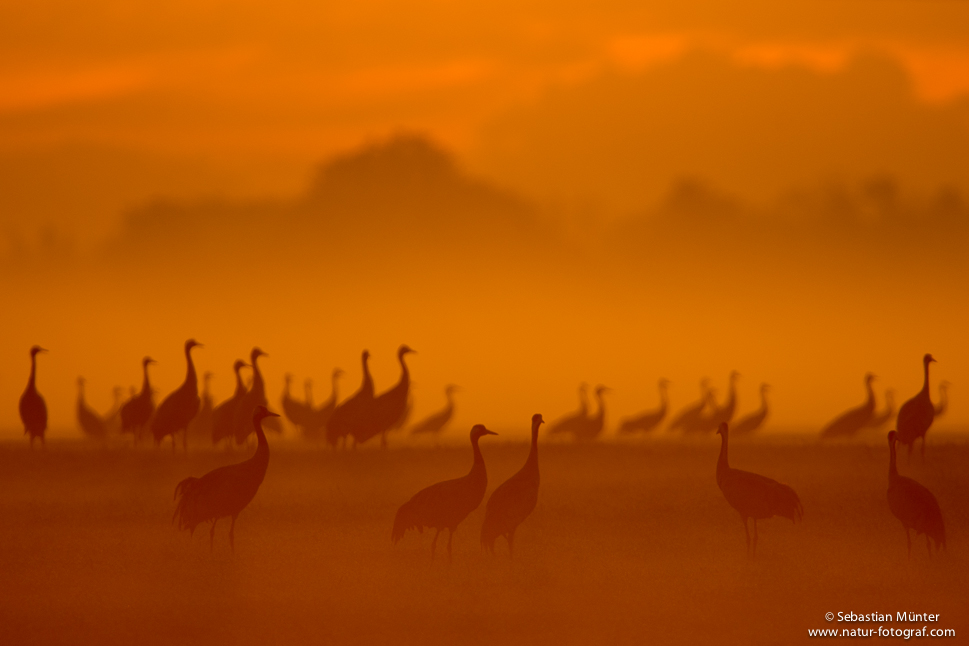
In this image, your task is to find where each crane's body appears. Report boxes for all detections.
[76,377,108,439]
[20,346,48,448]
[731,384,770,436]
[820,373,876,439]
[866,390,895,431]
[174,406,279,550]
[410,385,459,437]
[668,379,713,432]
[716,422,802,556]
[304,369,342,442]
[281,373,311,434]
[481,414,544,557]
[547,383,589,438]
[121,356,155,442]
[235,348,278,444]
[151,339,202,451]
[352,345,415,447]
[896,354,937,457]
[327,351,374,447]
[886,430,945,556]
[392,424,497,559]
[618,379,668,434]
[212,360,249,445]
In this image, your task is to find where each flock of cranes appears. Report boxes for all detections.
[14,344,954,558]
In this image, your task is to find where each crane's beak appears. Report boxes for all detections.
[265,411,280,418]
[484,429,498,436]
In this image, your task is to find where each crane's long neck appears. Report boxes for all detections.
[922,360,932,395]
[717,431,729,484]
[251,356,264,398]
[28,354,37,390]
[865,379,875,408]
[184,347,197,390]
[526,426,539,471]
[327,374,340,406]
[252,418,270,467]
[362,356,373,396]
[889,438,898,481]
[658,385,668,413]
[470,436,486,480]
[760,389,768,412]
[234,365,246,396]
[594,391,606,422]
[444,390,456,415]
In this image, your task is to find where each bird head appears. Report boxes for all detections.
[185,339,203,351]
[865,373,877,384]
[234,359,250,372]
[730,370,741,382]
[531,413,545,430]
[284,373,293,385]
[761,383,771,393]
[924,353,937,365]
[253,405,280,423]
[888,430,898,445]
[445,384,461,395]
[251,347,267,361]
[398,344,416,357]
[333,368,345,379]
[362,350,370,362]
[596,385,612,396]
[143,356,157,367]
[716,422,728,436]
[470,424,498,440]
[77,376,85,389]
[658,378,671,390]
[29,345,47,356]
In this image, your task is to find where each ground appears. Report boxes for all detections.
[1,438,966,645]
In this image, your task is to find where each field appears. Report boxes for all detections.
[1,436,967,645]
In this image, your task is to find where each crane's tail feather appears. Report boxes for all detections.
[172,476,200,528]
[392,501,418,544]
[769,481,803,523]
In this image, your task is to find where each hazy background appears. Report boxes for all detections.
[1,0,967,439]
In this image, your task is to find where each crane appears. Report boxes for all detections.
[618,379,669,434]
[716,422,802,556]
[173,405,280,550]
[234,347,272,445]
[212,360,249,446]
[281,373,311,434]
[934,381,950,419]
[352,344,415,448]
[327,350,374,448]
[731,383,770,436]
[866,390,895,431]
[20,346,48,448]
[481,414,544,557]
[304,369,343,443]
[120,356,156,443]
[410,385,460,438]
[668,379,713,432]
[546,383,590,438]
[76,377,108,440]
[886,430,945,557]
[187,372,214,444]
[392,424,498,559]
[151,339,202,452]
[896,354,937,458]
[573,385,610,441]
[819,373,876,440]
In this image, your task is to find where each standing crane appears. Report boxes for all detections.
[151,339,202,452]
[573,385,610,441]
[327,350,374,448]
[731,383,770,436]
[20,346,48,448]
[76,377,108,440]
[212,360,249,446]
[481,414,544,557]
[174,405,280,551]
[392,424,498,560]
[410,385,460,438]
[896,354,937,458]
[352,344,415,448]
[546,383,589,438]
[716,422,802,556]
[304,369,343,443]
[866,390,896,431]
[104,386,126,435]
[234,347,271,445]
[886,430,945,557]
[187,372,214,444]
[819,373,876,440]
[934,381,950,420]
[120,356,156,443]
[668,379,713,432]
[618,379,669,434]
[281,373,311,434]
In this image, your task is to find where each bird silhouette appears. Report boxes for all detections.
[481,414,544,557]
[410,385,460,438]
[896,354,937,458]
[819,373,876,440]
[212,360,249,446]
[20,346,48,448]
[304,369,343,443]
[886,430,945,557]
[866,389,896,431]
[174,405,280,551]
[716,422,802,556]
[327,350,374,448]
[573,385,610,441]
[392,424,498,560]
[352,344,415,448]
[731,383,770,436]
[234,348,274,445]
[546,383,590,438]
[281,373,311,434]
[934,381,950,419]
[76,377,108,440]
[668,379,713,432]
[104,386,126,435]
[681,388,720,434]
[711,371,741,427]
[151,339,203,452]
[120,356,156,443]
[618,379,669,435]
[187,372,215,444]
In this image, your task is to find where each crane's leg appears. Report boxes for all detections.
[431,529,441,559]
[230,515,237,553]
[507,530,516,560]
[743,517,751,556]
[752,519,759,558]
[904,527,911,559]
[446,527,454,563]
[210,519,218,550]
